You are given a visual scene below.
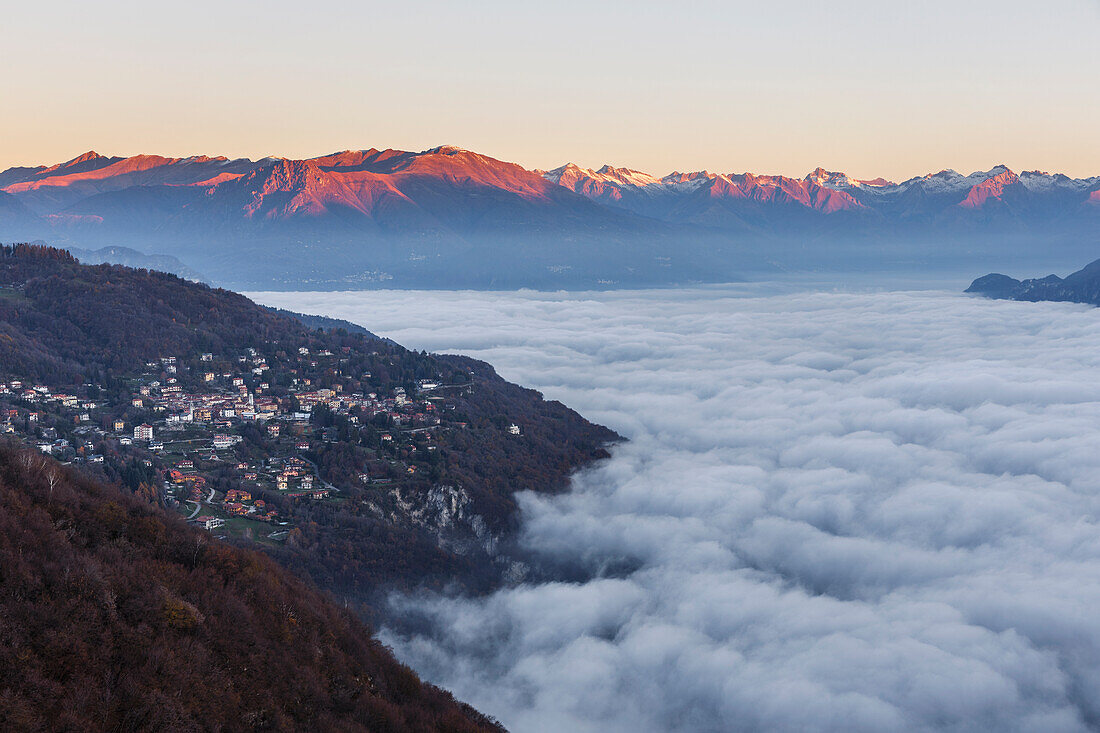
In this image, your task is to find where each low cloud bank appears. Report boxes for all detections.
[256,287,1100,732]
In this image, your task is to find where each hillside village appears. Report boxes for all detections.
[0,341,521,544]
[0,246,617,594]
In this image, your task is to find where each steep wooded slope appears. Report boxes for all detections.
[0,442,500,732]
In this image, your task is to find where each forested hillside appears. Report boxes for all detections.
[0,442,500,732]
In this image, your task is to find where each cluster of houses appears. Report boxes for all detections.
[0,380,98,413]
[133,357,446,439]
[222,487,276,520]
[1,344,531,541]
[172,459,281,527]
[169,451,339,532]
[0,392,101,460]
[1,381,101,444]
[270,456,329,500]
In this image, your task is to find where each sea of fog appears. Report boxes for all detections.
[250,285,1100,733]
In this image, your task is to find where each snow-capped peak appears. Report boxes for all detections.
[424,145,471,156]
[897,166,1016,195]
[592,165,663,187]
[65,151,105,166]
[541,163,665,188]
[802,168,897,193]
[1017,169,1100,193]
[805,167,859,189]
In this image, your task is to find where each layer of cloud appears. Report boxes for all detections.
[254,287,1100,732]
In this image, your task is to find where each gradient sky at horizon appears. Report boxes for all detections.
[3,0,1098,180]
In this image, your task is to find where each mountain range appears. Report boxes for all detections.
[3,147,1098,288]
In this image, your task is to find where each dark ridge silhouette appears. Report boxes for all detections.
[966,257,1100,305]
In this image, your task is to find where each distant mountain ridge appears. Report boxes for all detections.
[261,304,389,340]
[543,161,1100,219]
[966,258,1100,305]
[67,244,209,282]
[2,147,1098,289]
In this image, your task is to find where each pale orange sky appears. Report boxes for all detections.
[2,0,1098,181]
